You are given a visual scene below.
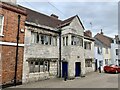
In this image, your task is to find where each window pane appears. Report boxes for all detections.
[41,35,44,44]
[40,61,44,72]
[0,16,3,25]
[36,33,39,43]
[34,61,39,72]
[44,61,48,71]
[66,36,68,46]
[49,36,52,45]
[44,36,49,45]
[29,61,34,73]
[0,15,3,34]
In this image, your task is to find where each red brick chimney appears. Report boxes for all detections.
[84,30,92,37]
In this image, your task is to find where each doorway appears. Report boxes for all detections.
[62,62,68,78]
[75,62,81,77]
[95,59,98,71]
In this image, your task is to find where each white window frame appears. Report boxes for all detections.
[0,15,4,36]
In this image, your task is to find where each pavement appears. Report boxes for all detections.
[8,72,119,88]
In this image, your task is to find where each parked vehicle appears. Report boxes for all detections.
[104,64,120,73]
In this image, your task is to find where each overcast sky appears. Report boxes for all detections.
[17,0,118,38]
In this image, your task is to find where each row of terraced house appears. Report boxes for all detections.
[0,0,120,86]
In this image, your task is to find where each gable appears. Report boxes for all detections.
[69,16,84,36]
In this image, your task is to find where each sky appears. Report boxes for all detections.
[17,0,119,38]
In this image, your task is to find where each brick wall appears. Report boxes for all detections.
[0,2,26,85]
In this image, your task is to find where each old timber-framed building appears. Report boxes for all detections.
[22,7,94,83]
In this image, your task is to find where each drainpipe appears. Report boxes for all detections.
[14,15,21,86]
[58,29,61,78]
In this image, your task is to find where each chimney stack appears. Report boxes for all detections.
[100,29,103,34]
[50,14,59,19]
[84,30,92,37]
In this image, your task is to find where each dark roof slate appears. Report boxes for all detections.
[25,7,62,28]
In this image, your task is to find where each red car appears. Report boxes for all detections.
[104,64,120,73]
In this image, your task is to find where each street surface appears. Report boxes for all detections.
[10,72,119,88]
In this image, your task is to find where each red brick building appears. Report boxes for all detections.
[0,1,26,86]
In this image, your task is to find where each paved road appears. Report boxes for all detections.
[10,72,119,88]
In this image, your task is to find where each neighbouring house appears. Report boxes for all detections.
[111,35,120,66]
[0,1,26,86]
[94,30,113,70]
[94,38,104,71]
[22,6,88,83]
[84,30,95,73]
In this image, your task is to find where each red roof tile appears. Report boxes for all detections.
[94,33,113,47]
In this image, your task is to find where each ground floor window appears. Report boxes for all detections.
[85,59,92,67]
[118,59,120,66]
[105,59,108,65]
[29,60,50,73]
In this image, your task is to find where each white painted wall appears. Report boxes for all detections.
[111,39,120,65]
[94,46,104,71]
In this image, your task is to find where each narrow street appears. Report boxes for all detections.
[10,72,119,88]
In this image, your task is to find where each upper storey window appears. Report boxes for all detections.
[84,41,91,50]
[71,35,83,46]
[31,32,57,46]
[0,15,4,35]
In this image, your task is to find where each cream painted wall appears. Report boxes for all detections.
[102,47,111,65]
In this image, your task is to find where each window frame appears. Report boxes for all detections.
[116,49,119,55]
[0,15,4,36]
[85,59,92,67]
[29,60,50,73]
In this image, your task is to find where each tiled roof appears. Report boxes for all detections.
[25,7,62,28]
[57,15,76,28]
[94,33,113,48]
[21,6,84,30]
[19,5,85,32]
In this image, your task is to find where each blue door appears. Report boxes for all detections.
[75,62,81,77]
[62,62,68,78]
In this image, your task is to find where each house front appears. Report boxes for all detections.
[60,15,85,78]
[22,5,87,83]
[94,38,104,71]
[0,1,26,86]
[84,30,95,73]
[94,30,113,70]
[111,35,120,66]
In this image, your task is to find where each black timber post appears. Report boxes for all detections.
[14,15,21,86]
[58,29,62,78]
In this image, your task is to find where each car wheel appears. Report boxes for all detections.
[104,70,107,73]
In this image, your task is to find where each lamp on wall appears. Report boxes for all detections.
[20,29,24,33]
